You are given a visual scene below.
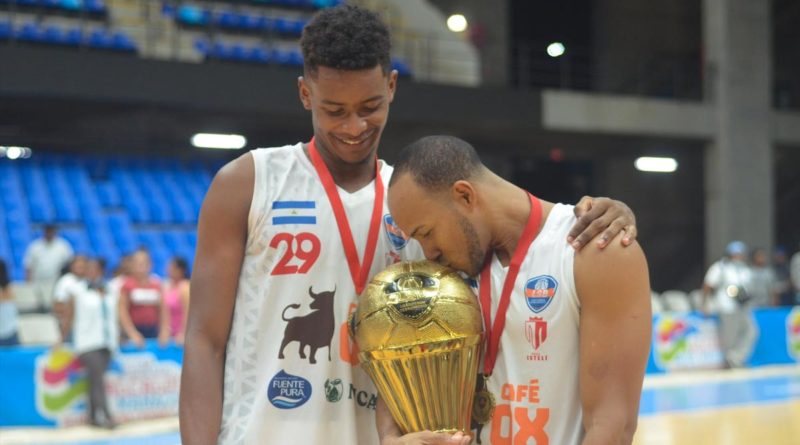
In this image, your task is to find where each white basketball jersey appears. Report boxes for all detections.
[219,143,423,445]
[473,204,584,445]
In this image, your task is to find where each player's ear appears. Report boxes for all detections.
[298,76,312,110]
[387,69,398,103]
[451,180,476,209]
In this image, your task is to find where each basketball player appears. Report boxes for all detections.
[381,136,651,445]
[180,6,639,445]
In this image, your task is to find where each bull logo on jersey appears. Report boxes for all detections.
[524,275,558,313]
[278,286,336,364]
[383,214,409,250]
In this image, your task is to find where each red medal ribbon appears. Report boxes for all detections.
[479,193,542,376]
[308,137,383,295]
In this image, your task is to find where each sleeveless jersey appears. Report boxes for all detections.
[219,143,423,444]
[473,204,584,445]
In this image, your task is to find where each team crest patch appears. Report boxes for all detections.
[383,214,409,250]
[524,275,558,313]
[268,370,312,409]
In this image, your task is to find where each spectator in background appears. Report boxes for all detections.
[703,241,756,368]
[773,247,794,306]
[107,255,131,303]
[163,257,190,345]
[119,249,167,348]
[23,224,73,312]
[749,247,777,307]
[791,242,800,305]
[53,255,89,338]
[56,258,119,429]
[0,259,19,346]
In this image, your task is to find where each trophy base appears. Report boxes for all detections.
[361,337,482,434]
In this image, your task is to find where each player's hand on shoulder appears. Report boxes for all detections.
[382,430,471,445]
[569,196,637,250]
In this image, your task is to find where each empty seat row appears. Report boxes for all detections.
[175,5,307,36]
[0,21,136,51]
[195,39,303,66]
[0,0,106,14]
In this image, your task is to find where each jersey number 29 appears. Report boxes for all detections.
[270,232,321,275]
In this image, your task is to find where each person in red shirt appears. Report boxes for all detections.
[118,249,168,347]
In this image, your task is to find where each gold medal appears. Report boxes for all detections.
[472,374,495,425]
[472,388,496,425]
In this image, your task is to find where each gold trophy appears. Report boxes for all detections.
[349,260,483,433]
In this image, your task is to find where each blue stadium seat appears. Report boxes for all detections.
[273,48,303,67]
[178,5,210,26]
[230,43,247,61]
[392,59,413,77]
[217,11,240,29]
[17,23,42,42]
[247,46,271,64]
[85,0,106,14]
[111,32,136,52]
[0,21,12,40]
[244,14,269,31]
[87,28,112,49]
[61,0,82,11]
[211,41,232,60]
[62,27,82,46]
[194,38,210,56]
[275,17,305,36]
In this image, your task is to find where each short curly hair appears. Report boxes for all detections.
[301,4,392,76]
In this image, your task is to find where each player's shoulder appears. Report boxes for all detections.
[250,142,303,162]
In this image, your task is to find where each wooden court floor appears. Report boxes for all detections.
[635,364,800,445]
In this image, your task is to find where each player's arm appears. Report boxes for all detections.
[376,396,471,445]
[180,153,254,445]
[575,233,651,445]
[569,197,637,250]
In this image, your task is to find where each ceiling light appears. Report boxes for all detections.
[447,14,468,33]
[547,42,566,58]
[635,157,678,173]
[191,133,247,150]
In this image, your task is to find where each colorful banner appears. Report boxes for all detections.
[0,341,182,427]
[646,306,800,374]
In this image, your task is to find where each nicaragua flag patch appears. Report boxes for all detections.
[272,201,316,225]
[524,275,558,313]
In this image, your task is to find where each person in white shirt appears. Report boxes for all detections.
[703,241,756,368]
[23,225,74,312]
[53,255,88,339]
[0,259,18,346]
[749,247,777,307]
[56,258,119,429]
